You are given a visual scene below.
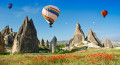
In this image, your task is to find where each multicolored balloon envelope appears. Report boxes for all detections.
[42,5,60,27]
[101,10,108,18]
[8,3,13,9]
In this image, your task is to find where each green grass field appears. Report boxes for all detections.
[0,48,120,65]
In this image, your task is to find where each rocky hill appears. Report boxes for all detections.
[86,28,101,46]
[69,23,85,48]
[11,16,39,54]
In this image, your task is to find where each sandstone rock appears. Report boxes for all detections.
[9,28,13,33]
[65,43,69,47]
[68,23,85,48]
[1,25,16,48]
[86,28,101,46]
[73,23,85,43]
[0,32,5,54]
[40,39,44,46]
[4,32,17,47]
[93,32,101,44]
[11,16,39,54]
[68,38,74,49]
[45,40,49,48]
[103,39,113,48]
[1,25,11,37]
[65,43,69,50]
[50,36,57,53]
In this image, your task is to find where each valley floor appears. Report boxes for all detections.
[0,48,120,65]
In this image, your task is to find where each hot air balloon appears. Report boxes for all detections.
[66,22,67,24]
[42,5,60,27]
[101,10,108,18]
[8,3,13,9]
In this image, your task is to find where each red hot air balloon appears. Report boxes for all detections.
[101,10,108,18]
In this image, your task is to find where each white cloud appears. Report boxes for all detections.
[12,11,24,17]
[16,12,24,17]
[99,34,120,41]
[94,31,102,34]
[22,6,41,13]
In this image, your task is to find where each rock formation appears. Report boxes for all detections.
[0,32,5,54]
[45,40,49,48]
[65,43,69,50]
[50,36,57,53]
[4,32,17,47]
[103,39,113,48]
[68,38,74,49]
[40,39,44,46]
[11,16,39,54]
[1,25,16,47]
[86,28,101,46]
[69,23,85,48]
[1,25,11,37]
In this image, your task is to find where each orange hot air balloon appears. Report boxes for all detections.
[101,10,108,18]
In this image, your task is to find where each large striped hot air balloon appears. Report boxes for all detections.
[8,3,13,9]
[42,5,60,27]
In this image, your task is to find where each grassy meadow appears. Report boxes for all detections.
[0,48,120,65]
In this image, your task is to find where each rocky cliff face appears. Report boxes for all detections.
[0,32,5,54]
[86,28,101,46]
[103,39,113,48]
[11,16,39,54]
[69,23,85,48]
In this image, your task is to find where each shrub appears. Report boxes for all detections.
[0,52,10,55]
[87,40,91,43]
[57,44,65,49]
[39,46,50,53]
[99,44,103,47]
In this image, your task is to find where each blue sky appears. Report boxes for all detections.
[0,0,120,41]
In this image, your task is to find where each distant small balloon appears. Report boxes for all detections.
[101,10,108,18]
[8,3,13,9]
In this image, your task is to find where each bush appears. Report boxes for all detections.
[71,47,79,51]
[87,40,91,43]
[39,46,49,50]
[111,46,114,48]
[56,44,65,49]
[39,46,50,53]
[0,52,10,55]
[25,50,30,53]
[99,44,103,47]
[55,49,70,54]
